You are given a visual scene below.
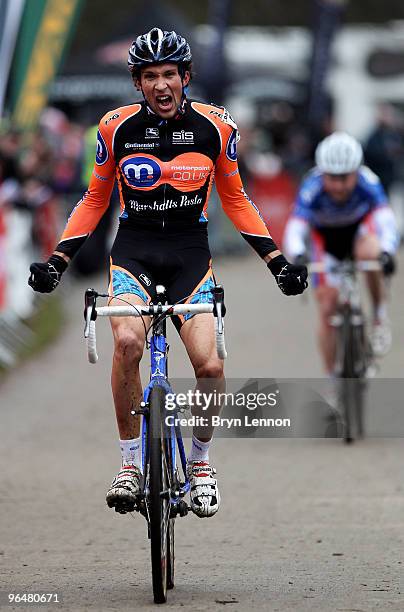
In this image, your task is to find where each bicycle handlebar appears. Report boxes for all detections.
[308,260,381,274]
[87,320,98,363]
[83,289,227,363]
[95,303,215,317]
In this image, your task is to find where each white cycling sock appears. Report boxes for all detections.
[120,437,142,469]
[374,302,387,323]
[188,435,211,462]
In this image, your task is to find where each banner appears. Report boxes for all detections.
[198,0,231,104]
[8,0,84,131]
[307,0,348,134]
[0,0,25,118]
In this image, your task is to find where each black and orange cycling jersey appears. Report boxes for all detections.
[56,99,277,259]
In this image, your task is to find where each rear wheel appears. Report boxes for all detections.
[148,385,170,604]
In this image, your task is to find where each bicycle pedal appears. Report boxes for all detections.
[137,501,147,518]
[131,401,149,416]
[114,502,136,514]
[175,403,192,414]
[107,498,136,513]
[170,499,188,517]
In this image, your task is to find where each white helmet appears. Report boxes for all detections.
[315,132,363,174]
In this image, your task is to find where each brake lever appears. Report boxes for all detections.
[84,288,98,337]
[212,285,226,318]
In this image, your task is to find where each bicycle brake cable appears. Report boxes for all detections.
[97,293,149,344]
[144,289,214,345]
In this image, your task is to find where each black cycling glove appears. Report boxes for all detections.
[379,251,396,276]
[267,254,308,296]
[28,254,68,293]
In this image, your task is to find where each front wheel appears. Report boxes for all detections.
[166,518,175,590]
[148,385,171,604]
[337,307,367,443]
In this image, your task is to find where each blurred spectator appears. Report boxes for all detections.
[19,133,53,183]
[364,103,404,195]
[0,127,21,181]
[0,108,88,264]
[281,127,313,179]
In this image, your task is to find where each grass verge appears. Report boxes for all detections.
[0,296,64,380]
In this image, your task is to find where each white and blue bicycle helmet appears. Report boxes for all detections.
[315,132,363,175]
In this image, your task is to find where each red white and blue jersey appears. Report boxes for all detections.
[284,166,399,258]
[294,166,387,228]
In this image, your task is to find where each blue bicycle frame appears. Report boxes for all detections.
[141,313,190,502]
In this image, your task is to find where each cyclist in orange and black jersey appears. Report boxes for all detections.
[55,100,282,259]
[29,28,308,519]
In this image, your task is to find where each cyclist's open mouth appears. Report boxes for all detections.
[156,94,173,112]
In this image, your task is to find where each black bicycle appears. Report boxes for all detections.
[309,260,381,443]
[84,284,226,603]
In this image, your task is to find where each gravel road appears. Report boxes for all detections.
[1,253,404,611]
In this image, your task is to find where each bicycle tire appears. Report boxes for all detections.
[159,425,176,591]
[163,430,176,591]
[351,319,368,439]
[354,379,365,439]
[339,306,367,443]
[166,518,175,590]
[148,385,170,604]
[340,307,355,443]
